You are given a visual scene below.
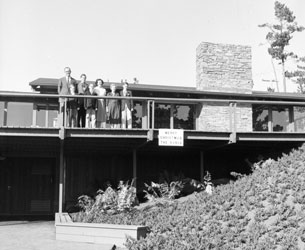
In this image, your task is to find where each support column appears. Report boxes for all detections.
[200,151,204,182]
[142,101,148,129]
[152,101,155,129]
[132,149,137,190]
[58,135,66,213]
[268,107,273,132]
[3,101,8,126]
[45,104,49,128]
[170,104,174,129]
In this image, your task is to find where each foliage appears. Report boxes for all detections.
[72,144,305,249]
[72,180,137,222]
[143,181,184,202]
[286,56,305,93]
[259,1,304,92]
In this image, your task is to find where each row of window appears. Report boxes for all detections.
[2,102,305,132]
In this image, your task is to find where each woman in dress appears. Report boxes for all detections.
[94,79,107,128]
[106,83,120,128]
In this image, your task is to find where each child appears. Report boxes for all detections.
[67,84,78,128]
[84,82,97,128]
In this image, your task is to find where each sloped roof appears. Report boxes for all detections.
[28,77,305,101]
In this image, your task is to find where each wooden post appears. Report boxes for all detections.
[152,101,155,129]
[229,102,233,131]
[3,101,8,126]
[268,107,273,132]
[170,104,174,129]
[288,106,294,132]
[59,139,65,213]
[45,104,49,128]
[200,151,204,182]
[133,149,137,190]
[142,101,148,129]
[32,104,37,127]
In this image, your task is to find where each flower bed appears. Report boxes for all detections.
[55,213,148,248]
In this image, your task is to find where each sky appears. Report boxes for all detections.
[0,0,304,93]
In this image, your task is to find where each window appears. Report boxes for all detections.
[252,105,268,131]
[154,104,170,129]
[174,105,194,130]
[272,107,289,132]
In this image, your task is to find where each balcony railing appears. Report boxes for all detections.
[1,92,305,134]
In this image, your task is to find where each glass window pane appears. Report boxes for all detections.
[132,101,142,129]
[154,104,170,129]
[48,110,58,127]
[174,105,194,130]
[294,106,305,132]
[7,102,32,126]
[252,105,268,131]
[272,107,289,132]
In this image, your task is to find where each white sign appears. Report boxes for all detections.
[158,129,184,146]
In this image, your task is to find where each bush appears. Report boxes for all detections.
[72,145,305,249]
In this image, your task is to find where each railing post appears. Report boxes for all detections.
[147,100,151,129]
[142,101,148,129]
[32,104,37,127]
[289,106,294,132]
[152,100,155,129]
[229,102,237,143]
[268,107,273,132]
[45,103,49,128]
[64,98,67,128]
[170,103,174,129]
[3,101,8,126]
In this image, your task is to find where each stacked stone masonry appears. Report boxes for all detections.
[196,42,253,132]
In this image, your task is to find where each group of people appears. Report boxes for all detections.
[58,67,133,129]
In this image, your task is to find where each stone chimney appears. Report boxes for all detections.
[196,42,253,132]
[196,42,253,93]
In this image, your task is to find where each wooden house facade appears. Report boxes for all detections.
[1,42,305,217]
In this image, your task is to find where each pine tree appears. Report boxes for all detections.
[286,56,305,93]
[259,1,304,92]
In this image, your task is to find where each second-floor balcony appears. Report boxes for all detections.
[1,91,305,144]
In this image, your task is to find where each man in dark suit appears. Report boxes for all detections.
[58,67,78,127]
[120,81,133,129]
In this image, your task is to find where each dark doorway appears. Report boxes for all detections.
[0,158,55,216]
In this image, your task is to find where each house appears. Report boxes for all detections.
[1,42,305,217]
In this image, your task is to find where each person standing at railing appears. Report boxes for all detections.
[58,67,77,127]
[120,81,133,129]
[67,84,78,128]
[94,79,107,128]
[106,83,120,128]
[84,82,97,128]
[77,74,88,128]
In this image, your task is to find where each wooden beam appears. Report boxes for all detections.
[133,149,137,190]
[200,151,204,182]
[59,140,65,213]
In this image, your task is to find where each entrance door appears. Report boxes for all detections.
[0,158,55,215]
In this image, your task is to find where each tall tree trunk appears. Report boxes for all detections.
[282,61,286,92]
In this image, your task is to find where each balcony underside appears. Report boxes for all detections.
[0,127,304,157]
